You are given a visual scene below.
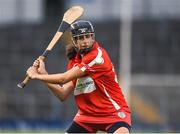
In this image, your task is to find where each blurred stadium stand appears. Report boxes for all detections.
[0,0,180,132]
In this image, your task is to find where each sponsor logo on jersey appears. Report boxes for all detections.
[74,76,96,95]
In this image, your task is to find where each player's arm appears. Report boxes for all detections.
[45,81,74,102]
[31,58,75,101]
[30,66,84,84]
[27,59,86,84]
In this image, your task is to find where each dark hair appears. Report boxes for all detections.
[66,45,77,60]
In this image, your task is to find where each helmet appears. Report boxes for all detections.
[70,20,95,54]
[70,20,94,37]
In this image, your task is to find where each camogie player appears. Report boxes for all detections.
[27,20,131,133]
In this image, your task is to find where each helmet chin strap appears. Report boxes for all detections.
[78,47,93,54]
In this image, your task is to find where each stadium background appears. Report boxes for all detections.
[0,0,180,133]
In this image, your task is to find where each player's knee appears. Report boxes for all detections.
[113,127,129,133]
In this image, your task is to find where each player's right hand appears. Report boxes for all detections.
[32,58,47,75]
[33,59,40,68]
[37,58,48,75]
[26,66,38,79]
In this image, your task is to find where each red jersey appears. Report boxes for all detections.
[67,42,131,125]
[67,58,76,70]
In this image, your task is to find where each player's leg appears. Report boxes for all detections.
[66,121,90,133]
[107,121,131,133]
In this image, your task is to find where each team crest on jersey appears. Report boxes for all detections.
[74,76,96,95]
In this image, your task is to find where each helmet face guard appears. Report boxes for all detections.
[70,20,95,54]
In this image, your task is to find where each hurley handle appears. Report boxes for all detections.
[17,6,84,88]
